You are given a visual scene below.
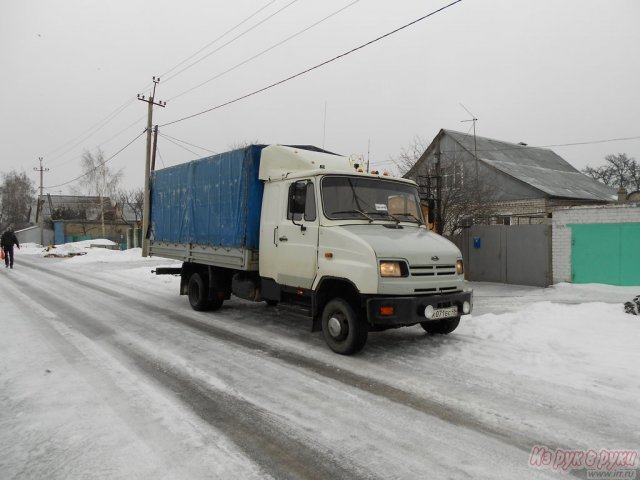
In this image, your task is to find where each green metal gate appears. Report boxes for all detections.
[570,223,640,286]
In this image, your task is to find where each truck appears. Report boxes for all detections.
[149,144,472,354]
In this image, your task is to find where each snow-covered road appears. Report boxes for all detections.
[1,247,639,479]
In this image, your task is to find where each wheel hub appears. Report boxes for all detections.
[327,315,343,338]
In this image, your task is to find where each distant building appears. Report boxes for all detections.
[29,194,110,224]
[21,194,139,248]
[405,129,616,226]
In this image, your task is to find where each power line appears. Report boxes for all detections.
[51,113,149,168]
[168,0,360,102]
[38,2,286,171]
[45,97,138,163]
[159,133,218,154]
[540,135,640,148]
[374,134,640,167]
[159,0,277,81]
[160,0,463,128]
[159,134,203,157]
[156,146,166,169]
[46,130,146,189]
[162,0,296,86]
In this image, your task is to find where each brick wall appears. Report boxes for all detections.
[552,204,640,283]
[490,198,548,216]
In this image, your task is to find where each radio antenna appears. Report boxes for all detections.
[460,103,479,185]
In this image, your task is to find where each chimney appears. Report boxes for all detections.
[617,187,628,204]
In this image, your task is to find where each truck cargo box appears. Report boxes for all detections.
[148,145,266,268]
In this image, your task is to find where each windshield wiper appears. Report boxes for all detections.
[390,212,424,225]
[363,211,401,224]
[332,209,374,222]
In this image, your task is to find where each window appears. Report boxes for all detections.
[287,181,316,222]
[321,176,423,223]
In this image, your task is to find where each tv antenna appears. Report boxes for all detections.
[460,103,479,185]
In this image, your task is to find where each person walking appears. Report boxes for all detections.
[1,227,20,269]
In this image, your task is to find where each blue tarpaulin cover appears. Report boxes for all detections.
[149,145,265,249]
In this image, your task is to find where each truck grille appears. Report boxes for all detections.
[414,287,460,294]
[410,264,456,277]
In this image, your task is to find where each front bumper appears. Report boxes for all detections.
[365,290,473,327]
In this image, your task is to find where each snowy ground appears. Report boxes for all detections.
[1,243,639,479]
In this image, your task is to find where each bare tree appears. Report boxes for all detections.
[391,135,430,176]
[628,160,640,192]
[421,169,499,236]
[396,138,499,235]
[0,170,36,231]
[79,149,123,237]
[583,153,639,191]
[116,188,144,227]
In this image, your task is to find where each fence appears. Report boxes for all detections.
[453,224,551,287]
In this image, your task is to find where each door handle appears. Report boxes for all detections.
[278,236,288,242]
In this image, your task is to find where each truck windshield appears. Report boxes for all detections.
[321,176,424,223]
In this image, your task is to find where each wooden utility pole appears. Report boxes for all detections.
[33,157,49,246]
[138,77,165,257]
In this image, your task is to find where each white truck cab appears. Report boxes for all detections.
[256,146,472,353]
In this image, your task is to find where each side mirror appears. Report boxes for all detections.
[290,182,306,215]
[421,200,436,224]
[428,199,436,224]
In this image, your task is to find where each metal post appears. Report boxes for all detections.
[33,157,49,246]
[138,77,165,257]
[435,143,442,234]
[151,125,159,172]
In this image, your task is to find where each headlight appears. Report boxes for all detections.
[380,261,403,277]
[456,259,464,275]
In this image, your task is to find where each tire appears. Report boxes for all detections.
[188,273,211,311]
[209,295,224,312]
[265,299,279,307]
[321,298,368,355]
[420,316,460,335]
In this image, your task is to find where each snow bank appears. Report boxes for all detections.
[463,300,639,393]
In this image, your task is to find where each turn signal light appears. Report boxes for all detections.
[380,306,395,316]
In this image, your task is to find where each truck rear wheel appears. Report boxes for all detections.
[420,316,460,335]
[321,298,368,355]
[188,273,211,311]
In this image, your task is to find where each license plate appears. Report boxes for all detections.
[429,306,458,319]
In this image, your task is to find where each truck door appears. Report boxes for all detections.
[274,179,319,289]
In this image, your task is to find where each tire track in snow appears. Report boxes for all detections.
[12,259,379,480]
[16,256,587,463]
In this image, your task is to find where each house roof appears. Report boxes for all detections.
[45,195,110,210]
[434,129,616,202]
[30,195,114,223]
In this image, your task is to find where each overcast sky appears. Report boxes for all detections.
[1,0,638,193]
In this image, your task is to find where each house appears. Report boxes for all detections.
[405,129,616,227]
[20,194,139,248]
[29,194,110,224]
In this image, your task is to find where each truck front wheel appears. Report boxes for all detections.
[321,298,368,355]
[188,273,211,311]
[420,316,460,335]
